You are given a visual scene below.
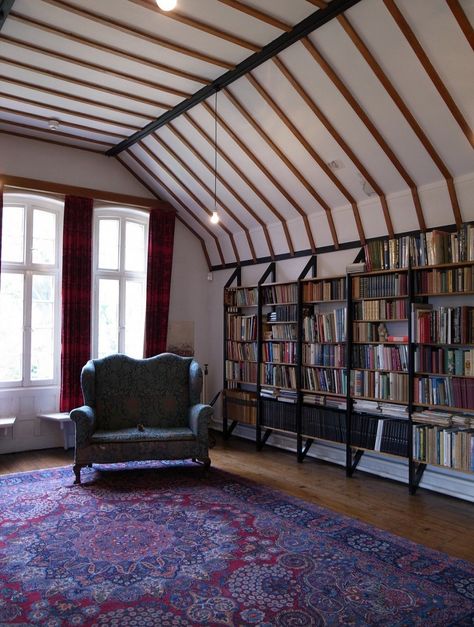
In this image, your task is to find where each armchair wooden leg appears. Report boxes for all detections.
[193,457,211,469]
[73,464,85,485]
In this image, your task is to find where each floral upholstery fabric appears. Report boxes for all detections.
[70,353,212,471]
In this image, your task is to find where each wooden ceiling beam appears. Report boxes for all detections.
[8,12,209,85]
[138,140,240,263]
[0,91,140,133]
[123,150,224,265]
[306,0,328,8]
[445,0,474,50]
[224,88,326,250]
[383,0,473,150]
[0,119,113,148]
[217,0,292,31]
[39,0,232,69]
[246,72,363,245]
[152,132,256,261]
[167,122,275,259]
[1,76,153,122]
[184,111,295,256]
[116,153,212,270]
[302,38,427,232]
[0,128,105,154]
[273,55,394,237]
[338,11,463,227]
[128,0,260,51]
[0,104,125,140]
[0,57,173,111]
[1,33,191,99]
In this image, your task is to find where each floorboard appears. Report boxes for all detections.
[1,433,473,562]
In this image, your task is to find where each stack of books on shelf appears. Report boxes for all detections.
[302,393,347,410]
[224,389,257,425]
[352,273,407,298]
[411,224,474,266]
[267,305,297,322]
[414,266,474,294]
[353,344,408,371]
[364,236,412,271]
[350,370,409,403]
[267,324,297,341]
[303,277,346,301]
[226,340,257,361]
[302,308,346,343]
[353,299,408,320]
[412,423,473,472]
[302,343,345,367]
[225,360,257,384]
[226,313,257,341]
[260,364,297,389]
[414,346,474,376]
[353,399,408,419]
[412,304,474,344]
[261,283,298,304]
[225,287,259,307]
[301,367,347,395]
[262,342,296,364]
[414,376,474,409]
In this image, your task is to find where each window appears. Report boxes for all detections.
[0,195,62,386]
[93,208,149,359]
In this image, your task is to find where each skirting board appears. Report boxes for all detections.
[210,419,474,503]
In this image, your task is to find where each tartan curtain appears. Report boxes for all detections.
[144,209,175,357]
[60,195,93,412]
[0,184,3,280]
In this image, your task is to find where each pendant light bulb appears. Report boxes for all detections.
[156,0,177,10]
[210,211,219,224]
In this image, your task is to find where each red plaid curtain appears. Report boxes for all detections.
[144,209,175,357]
[60,195,93,411]
[0,184,3,280]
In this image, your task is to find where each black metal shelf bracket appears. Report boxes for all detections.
[409,462,427,495]
[347,448,364,476]
[257,428,272,451]
[298,438,314,463]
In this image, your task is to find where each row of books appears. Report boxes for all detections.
[352,273,408,299]
[414,267,474,295]
[413,424,473,472]
[353,344,408,371]
[224,287,258,307]
[353,399,408,418]
[261,398,297,431]
[226,340,257,362]
[353,299,408,321]
[261,283,298,305]
[301,406,346,443]
[226,314,257,341]
[260,364,297,389]
[302,278,346,302]
[267,305,297,322]
[414,376,474,409]
[414,346,474,376]
[364,224,474,270]
[223,389,257,425]
[265,323,297,341]
[262,342,296,364]
[301,366,347,395]
[225,360,257,384]
[302,308,347,343]
[350,370,409,403]
[350,414,409,457]
[412,304,474,345]
[302,343,346,367]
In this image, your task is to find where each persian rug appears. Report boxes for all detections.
[0,463,473,626]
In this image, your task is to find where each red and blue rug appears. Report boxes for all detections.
[0,462,473,626]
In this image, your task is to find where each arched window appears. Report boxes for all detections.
[93,207,149,359]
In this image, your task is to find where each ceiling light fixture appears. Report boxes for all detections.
[210,90,220,225]
[48,119,60,131]
[156,0,177,10]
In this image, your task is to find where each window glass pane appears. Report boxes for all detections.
[0,273,24,381]
[125,281,145,358]
[2,205,24,263]
[125,221,146,272]
[31,275,55,380]
[98,279,119,358]
[32,209,56,265]
[98,219,119,270]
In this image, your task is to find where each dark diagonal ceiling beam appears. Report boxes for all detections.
[106,0,363,156]
[0,0,15,30]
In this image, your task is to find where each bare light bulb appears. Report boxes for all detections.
[210,211,219,224]
[156,0,177,10]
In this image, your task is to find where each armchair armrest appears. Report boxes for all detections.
[188,403,213,440]
[70,405,97,447]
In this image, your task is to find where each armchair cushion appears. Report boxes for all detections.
[91,427,195,444]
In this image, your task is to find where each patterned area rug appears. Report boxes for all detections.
[0,462,473,626]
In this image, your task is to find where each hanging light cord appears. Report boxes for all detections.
[214,89,218,213]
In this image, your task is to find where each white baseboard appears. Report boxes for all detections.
[211,419,474,503]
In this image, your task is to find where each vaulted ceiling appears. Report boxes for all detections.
[1,0,473,269]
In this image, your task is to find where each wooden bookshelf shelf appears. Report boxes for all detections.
[415,372,474,379]
[413,261,474,270]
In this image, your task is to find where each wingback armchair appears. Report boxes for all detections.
[70,353,212,484]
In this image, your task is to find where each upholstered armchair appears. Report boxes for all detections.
[70,353,212,484]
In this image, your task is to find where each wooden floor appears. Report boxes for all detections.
[1,433,473,562]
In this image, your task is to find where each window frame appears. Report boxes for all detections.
[0,193,63,389]
[92,206,149,359]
